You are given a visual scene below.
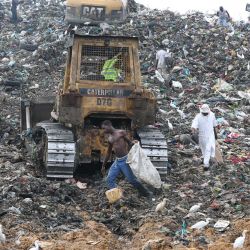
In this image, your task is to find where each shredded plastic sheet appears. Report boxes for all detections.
[213,78,233,92]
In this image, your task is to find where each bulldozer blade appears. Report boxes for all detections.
[20,96,55,131]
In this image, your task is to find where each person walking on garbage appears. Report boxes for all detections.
[148,19,157,38]
[155,45,171,79]
[11,0,21,22]
[217,6,231,27]
[101,53,122,82]
[191,104,218,171]
[101,120,152,197]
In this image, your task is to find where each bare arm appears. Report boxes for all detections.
[214,127,218,140]
[191,115,199,134]
[102,143,112,169]
[155,59,159,68]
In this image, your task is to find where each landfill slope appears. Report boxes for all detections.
[0,0,250,250]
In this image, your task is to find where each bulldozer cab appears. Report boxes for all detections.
[66,34,140,88]
[21,35,156,132]
[59,34,155,128]
[65,0,128,24]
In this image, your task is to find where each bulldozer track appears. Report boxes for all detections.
[138,127,168,180]
[37,122,76,179]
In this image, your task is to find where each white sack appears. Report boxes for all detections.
[155,70,165,83]
[127,143,162,189]
[172,81,183,89]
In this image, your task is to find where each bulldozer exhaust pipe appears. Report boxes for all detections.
[24,101,31,130]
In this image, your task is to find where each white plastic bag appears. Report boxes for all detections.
[213,78,233,92]
[172,81,183,89]
[127,143,162,189]
[155,70,165,83]
[238,90,250,100]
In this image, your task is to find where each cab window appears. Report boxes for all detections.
[80,45,131,83]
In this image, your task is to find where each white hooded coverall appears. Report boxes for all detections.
[191,112,217,167]
[156,49,171,77]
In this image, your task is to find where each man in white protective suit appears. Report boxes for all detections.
[191,104,217,171]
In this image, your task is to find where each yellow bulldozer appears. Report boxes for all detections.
[21,34,168,179]
[65,0,128,24]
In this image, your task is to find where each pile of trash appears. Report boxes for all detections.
[0,0,249,249]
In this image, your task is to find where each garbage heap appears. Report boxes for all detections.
[0,1,249,250]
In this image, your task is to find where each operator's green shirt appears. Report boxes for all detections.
[101,57,120,81]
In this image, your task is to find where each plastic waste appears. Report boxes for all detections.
[230,155,248,164]
[216,117,229,126]
[76,181,87,189]
[162,39,169,46]
[1,58,10,63]
[214,219,230,232]
[237,91,250,100]
[227,133,241,139]
[155,198,167,212]
[213,78,233,92]
[237,52,245,59]
[105,188,123,204]
[127,143,162,189]
[172,81,183,89]
[176,220,187,238]
[8,206,21,214]
[159,109,167,115]
[182,68,190,76]
[219,129,227,139]
[177,108,186,119]
[8,60,16,67]
[155,70,165,83]
[172,66,183,73]
[170,100,177,109]
[178,91,185,98]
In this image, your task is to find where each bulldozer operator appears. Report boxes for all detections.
[101,52,122,82]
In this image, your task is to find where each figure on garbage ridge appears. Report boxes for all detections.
[148,19,157,37]
[217,6,231,27]
[11,0,20,22]
[191,104,218,171]
[101,120,152,197]
[155,45,171,78]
